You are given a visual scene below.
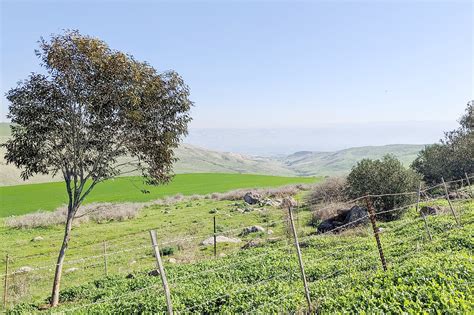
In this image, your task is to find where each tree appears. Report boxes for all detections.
[3,31,192,307]
[346,155,420,220]
[411,101,474,184]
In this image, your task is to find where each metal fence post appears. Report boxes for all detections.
[103,241,108,276]
[3,254,8,309]
[213,216,217,258]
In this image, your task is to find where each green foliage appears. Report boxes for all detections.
[9,199,472,314]
[159,246,175,256]
[412,101,474,184]
[0,173,318,217]
[346,154,420,220]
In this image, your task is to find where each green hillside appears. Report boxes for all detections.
[0,173,318,217]
[0,123,426,186]
[283,144,427,176]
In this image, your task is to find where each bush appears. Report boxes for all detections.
[411,101,473,184]
[159,246,175,256]
[346,155,420,220]
[306,177,347,205]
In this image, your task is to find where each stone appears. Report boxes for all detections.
[218,253,226,257]
[168,258,177,264]
[281,197,298,208]
[148,269,160,277]
[201,235,241,246]
[420,206,438,216]
[317,205,368,233]
[241,239,262,250]
[17,266,33,273]
[244,192,261,205]
[240,225,265,236]
[31,236,44,242]
[267,229,274,235]
[65,267,79,274]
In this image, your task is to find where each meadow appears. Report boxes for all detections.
[4,196,472,313]
[0,173,318,217]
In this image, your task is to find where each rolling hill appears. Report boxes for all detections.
[0,123,426,185]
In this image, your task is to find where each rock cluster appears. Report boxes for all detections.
[317,205,368,233]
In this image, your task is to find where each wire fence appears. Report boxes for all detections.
[1,174,473,312]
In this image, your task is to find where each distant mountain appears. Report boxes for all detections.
[281,144,426,176]
[0,123,426,186]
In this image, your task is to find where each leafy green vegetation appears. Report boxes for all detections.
[4,196,472,313]
[0,173,318,217]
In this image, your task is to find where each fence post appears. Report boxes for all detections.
[416,182,432,241]
[441,177,460,226]
[286,201,312,312]
[149,230,173,315]
[365,197,387,271]
[213,216,217,258]
[103,241,108,276]
[3,254,8,309]
[465,173,473,198]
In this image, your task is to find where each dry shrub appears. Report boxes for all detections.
[306,177,348,205]
[310,202,347,226]
[210,184,304,202]
[5,203,142,229]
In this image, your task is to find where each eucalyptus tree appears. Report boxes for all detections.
[4,31,192,306]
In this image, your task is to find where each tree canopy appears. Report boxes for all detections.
[4,30,192,306]
[411,101,473,184]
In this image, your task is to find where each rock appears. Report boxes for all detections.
[65,267,79,274]
[240,225,265,236]
[129,260,137,265]
[420,206,438,216]
[244,192,261,205]
[344,206,369,226]
[317,205,367,233]
[448,191,470,200]
[31,236,44,242]
[281,197,298,208]
[201,235,241,246]
[219,253,226,257]
[17,266,33,273]
[148,269,160,277]
[267,229,274,235]
[126,273,135,279]
[241,240,262,249]
[168,258,177,264]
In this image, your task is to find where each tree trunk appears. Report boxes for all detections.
[50,211,75,307]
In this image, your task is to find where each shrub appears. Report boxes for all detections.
[5,203,142,229]
[306,177,347,205]
[159,246,175,256]
[346,155,420,220]
[411,101,473,184]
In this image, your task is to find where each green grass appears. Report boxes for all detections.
[4,198,472,313]
[0,173,319,217]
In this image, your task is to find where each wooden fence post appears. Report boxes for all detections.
[149,230,173,315]
[365,197,387,271]
[213,216,217,258]
[416,182,432,241]
[286,203,312,312]
[103,241,108,276]
[3,254,8,309]
[465,173,473,198]
[441,177,460,226]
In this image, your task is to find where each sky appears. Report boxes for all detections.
[1,0,472,154]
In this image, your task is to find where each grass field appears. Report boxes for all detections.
[0,173,319,217]
[3,195,472,313]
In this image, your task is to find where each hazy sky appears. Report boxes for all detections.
[1,0,472,153]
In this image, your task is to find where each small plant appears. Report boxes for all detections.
[159,246,175,256]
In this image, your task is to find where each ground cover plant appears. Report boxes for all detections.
[2,194,472,313]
